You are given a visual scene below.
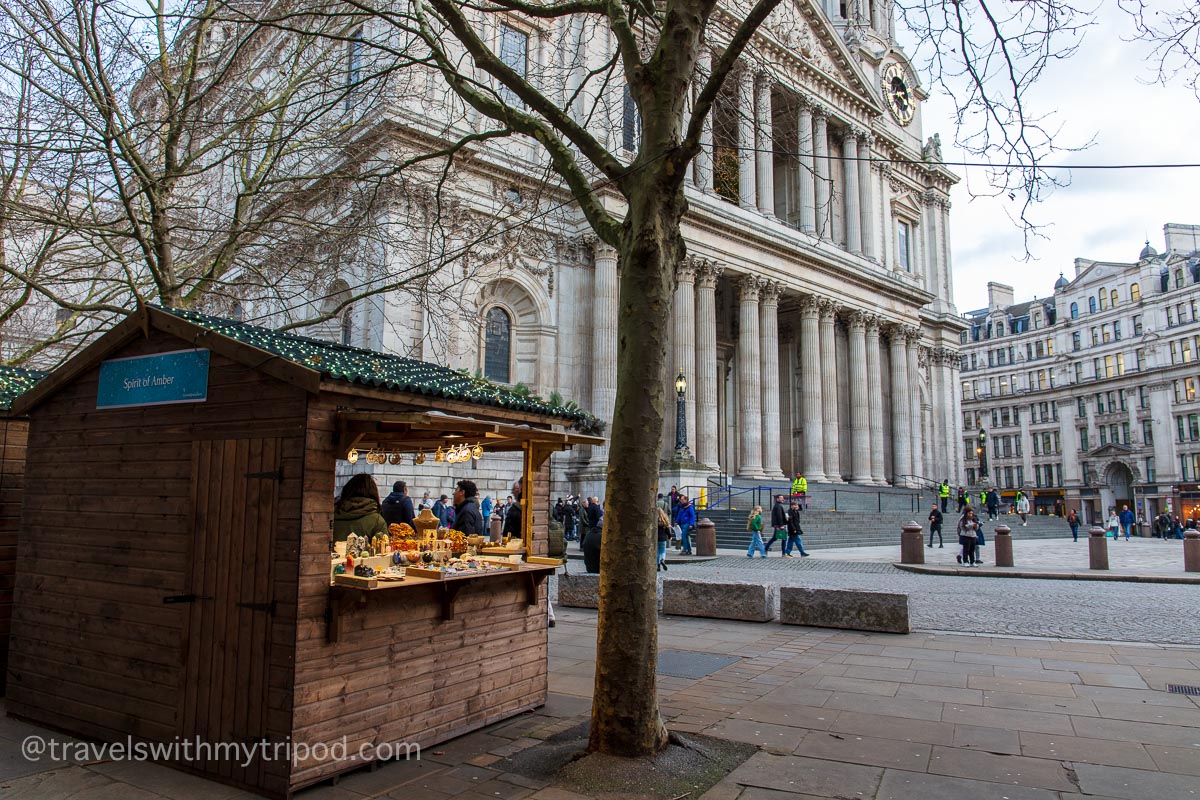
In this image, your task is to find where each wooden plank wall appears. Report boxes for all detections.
[0,416,29,692]
[288,394,554,792]
[5,330,306,799]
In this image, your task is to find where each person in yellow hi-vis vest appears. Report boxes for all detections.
[938,479,951,513]
[791,473,807,511]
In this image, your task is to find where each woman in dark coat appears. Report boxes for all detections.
[581,498,603,573]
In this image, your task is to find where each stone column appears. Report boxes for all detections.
[908,333,925,479]
[737,69,756,210]
[755,73,775,216]
[819,300,842,481]
[858,134,875,259]
[812,107,832,240]
[865,315,886,484]
[797,99,816,234]
[591,240,619,463]
[695,260,723,469]
[737,275,766,477]
[939,349,958,480]
[673,257,699,453]
[847,311,871,484]
[889,326,912,485]
[759,281,785,478]
[842,129,862,254]
[799,296,825,481]
[923,191,938,292]
[694,47,713,192]
[941,200,954,304]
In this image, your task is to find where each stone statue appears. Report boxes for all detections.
[922,133,943,162]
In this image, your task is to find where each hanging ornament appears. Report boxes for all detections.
[347,448,359,464]
[434,446,445,463]
[471,444,484,461]
[388,452,403,465]
[414,451,426,465]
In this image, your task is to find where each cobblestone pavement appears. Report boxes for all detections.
[555,543,1200,644]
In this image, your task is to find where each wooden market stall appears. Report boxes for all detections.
[0,366,46,692]
[6,306,600,798]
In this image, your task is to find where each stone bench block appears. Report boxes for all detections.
[780,587,910,634]
[557,573,600,609]
[662,579,775,622]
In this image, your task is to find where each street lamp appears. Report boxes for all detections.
[977,427,989,481]
[674,369,689,455]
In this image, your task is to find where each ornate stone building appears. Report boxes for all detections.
[327,1,967,495]
[958,223,1200,524]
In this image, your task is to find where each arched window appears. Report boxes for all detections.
[1176,269,1185,289]
[321,279,353,345]
[340,311,354,345]
[1070,302,1079,319]
[1130,283,1140,302]
[1088,297,1097,314]
[483,307,512,383]
[997,322,1005,337]
[1098,287,1108,310]
[1110,289,1119,308]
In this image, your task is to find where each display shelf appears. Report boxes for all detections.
[326,562,556,642]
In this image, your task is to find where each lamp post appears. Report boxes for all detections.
[977,427,989,482]
[674,369,689,457]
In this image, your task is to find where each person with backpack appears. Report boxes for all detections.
[745,505,766,558]
[957,509,981,566]
[783,500,810,557]
[956,486,967,513]
[1015,490,1030,526]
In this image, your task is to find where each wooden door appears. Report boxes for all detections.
[177,438,282,788]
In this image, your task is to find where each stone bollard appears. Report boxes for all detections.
[1089,525,1109,571]
[1185,531,1200,573]
[695,518,717,557]
[994,524,1013,567]
[900,521,924,564]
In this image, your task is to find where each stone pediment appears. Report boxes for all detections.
[1073,260,1137,287]
[1087,443,1134,458]
[760,0,883,112]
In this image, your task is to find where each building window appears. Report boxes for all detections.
[622,84,641,151]
[1089,297,1097,314]
[497,23,529,107]
[1122,422,1130,444]
[1176,269,1184,289]
[997,322,1005,337]
[1189,377,1198,401]
[345,27,364,109]
[1074,363,1083,383]
[1099,288,1108,310]
[1110,289,1119,308]
[1091,327,1099,346]
[1113,321,1121,341]
[1070,302,1079,319]
[1102,325,1111,344]
[897,220,912,271]
[1079,428,1089,451]
[483,306,512,383]
[340,309,354,346]
[1131,283,1141,302]
[1143,419,1154,445]
[1133,314,1142,335]
[1146,457,1156,483]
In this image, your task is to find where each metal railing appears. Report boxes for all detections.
[681,481,930,514]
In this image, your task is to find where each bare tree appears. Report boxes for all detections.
[1121,0,1200,98]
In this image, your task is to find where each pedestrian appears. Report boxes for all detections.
[1118,504,1135,541]
[674,494,696,555]
[783,500,810,557]
[418,490,432,511]
[957,508,980,566]
[581,498,603,573]
[927,503,944,548]
[656,492,670,514]
[791,473,808,510]
[380,480,415,527]
[432,494,452,527]
[481,494,494,531]
[938,479,950,513]
[1066,508,1080,541]
[451,480,485,535]
[1015,489,1030,526]
[986,488,1000,521]
[956,486,967,513]
[656,507,671,572]
[766,495,788,555]
[1106,508,1120,540]
[745,505,766,558]
[333,474,388,543]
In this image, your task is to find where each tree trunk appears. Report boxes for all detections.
[587,172,686,756]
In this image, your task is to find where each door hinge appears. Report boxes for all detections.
[236,600,277,614]
[163,593,213,604]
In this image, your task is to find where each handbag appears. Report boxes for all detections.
[672,524,682,538]
[773,529,786,541]
[976,527,986,546]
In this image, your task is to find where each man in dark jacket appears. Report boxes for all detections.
[766,496,788,555]
[582,497,603,572]
[985,488,1000,521]
[450,480,484,535]
[432,494,452,526]
[783,500,809,557]
[380,480,415,527]
[927,503,944,548]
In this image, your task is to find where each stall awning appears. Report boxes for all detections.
[335,410,606,457]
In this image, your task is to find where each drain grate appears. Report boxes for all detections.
[1167,684,1200,696]
[657,649,741,679]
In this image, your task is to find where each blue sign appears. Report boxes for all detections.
[97,349,210,409]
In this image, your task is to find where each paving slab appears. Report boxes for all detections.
[927,746,1079,792]
[1074,762,1200,799]
[1018,732,1159,770]
[873,768,1061,800]
[829,710,957,746]
[1145,744,1200,776]
[793,730,932,771]
[724,753,883,798]
[942,703,1076,734]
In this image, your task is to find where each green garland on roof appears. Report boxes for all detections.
[0,365,48,413]
[158,306,602,431]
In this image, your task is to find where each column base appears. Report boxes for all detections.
[736,470,768,480]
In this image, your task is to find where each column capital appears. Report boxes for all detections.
[796,93,815,111]
[918,345,929,368]
[800,294,822,318]
[903,325,922,344]
[737,273,764,302]
[695,259,725,288]
[819,297,840,319]
[756,70,775,90]
[849,124,869,140]
[864,314,881,336]
[848,309,870,330]
[811,104,830,122]
[676,256,699,283]
[760,280,784,306]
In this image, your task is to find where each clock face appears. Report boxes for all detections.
[881,63,915,126]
